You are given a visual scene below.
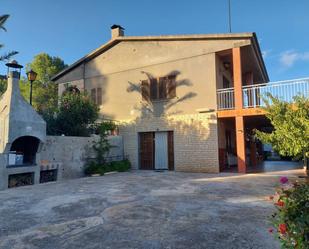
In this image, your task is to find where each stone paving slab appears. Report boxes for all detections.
[0,170,299,249]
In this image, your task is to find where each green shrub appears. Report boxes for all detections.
[56,92,99,136]
[84,159,131,176]
[269,177,309,249]
[84,161,106,176]
[46,90,99,136]
[91,122,115,165]
[110,159,131,172]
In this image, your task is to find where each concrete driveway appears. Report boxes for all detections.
[0,170,303,249]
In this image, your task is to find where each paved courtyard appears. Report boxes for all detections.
[0,169,304,249]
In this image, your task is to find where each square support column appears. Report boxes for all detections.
[236,116,246,173]
[233,47,246,173]
[233,47,243,109]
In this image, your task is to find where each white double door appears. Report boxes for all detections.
[154,132,168,170]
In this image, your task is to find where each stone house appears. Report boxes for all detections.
[52,25,269,173]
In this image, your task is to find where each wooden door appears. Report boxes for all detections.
[139,132,154,170]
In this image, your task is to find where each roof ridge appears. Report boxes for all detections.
[52,32,255,81]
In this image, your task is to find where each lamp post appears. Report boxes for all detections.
[26,69,37,105]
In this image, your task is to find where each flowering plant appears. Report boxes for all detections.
[269,177,309,249]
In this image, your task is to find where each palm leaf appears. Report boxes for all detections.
[0,51,18,61]
[0,15,10,31]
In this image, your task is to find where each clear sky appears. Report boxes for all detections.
[1,0,308,81]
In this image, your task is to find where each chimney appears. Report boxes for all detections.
[111,24,124,39]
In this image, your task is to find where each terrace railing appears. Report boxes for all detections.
[242,78,309,108]
[216,87,235,110]
[217,78,309,110]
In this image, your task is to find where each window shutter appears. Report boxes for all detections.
[141,80,150,102]
[150,78,158,100]
[167,75,176,99]
[97,88,102,105]
[91,88,96,103]
[158,77,167,99]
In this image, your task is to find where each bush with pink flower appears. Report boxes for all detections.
[269,177,309,249]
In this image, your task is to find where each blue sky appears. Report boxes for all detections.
[1,0,308,81]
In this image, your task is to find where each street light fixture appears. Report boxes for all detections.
[26,69,37,105]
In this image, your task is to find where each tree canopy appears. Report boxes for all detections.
[26,53,67,115]
[26,53,66,85]
[48,90,99,136]
[255,94,309,161]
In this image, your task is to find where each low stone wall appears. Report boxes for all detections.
[40,135,124,179]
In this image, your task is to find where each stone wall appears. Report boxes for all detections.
[119,113,219,173]
[40,135,123,179]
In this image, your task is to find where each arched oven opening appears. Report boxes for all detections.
[10,136,40,166]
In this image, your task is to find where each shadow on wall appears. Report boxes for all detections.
[121,70,218,172]
[127,70,197,118]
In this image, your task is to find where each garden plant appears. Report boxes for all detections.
[84,122,131,175]
[269,177,309,249]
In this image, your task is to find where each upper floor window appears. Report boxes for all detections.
[90,87,102,105]
[141,75,176,102]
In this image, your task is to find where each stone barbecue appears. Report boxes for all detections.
[0,62,46,190]
[0,61,122,190]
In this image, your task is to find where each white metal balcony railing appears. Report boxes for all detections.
[217,87,235,110]
[217,78,309,110]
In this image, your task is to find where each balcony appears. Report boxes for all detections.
[217,78,309,110]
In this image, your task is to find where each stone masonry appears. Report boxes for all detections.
[119,112,219,173]
[40,135,124,179]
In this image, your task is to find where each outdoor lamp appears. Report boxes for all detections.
[26,69,37,105]
[26,69,37,82]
